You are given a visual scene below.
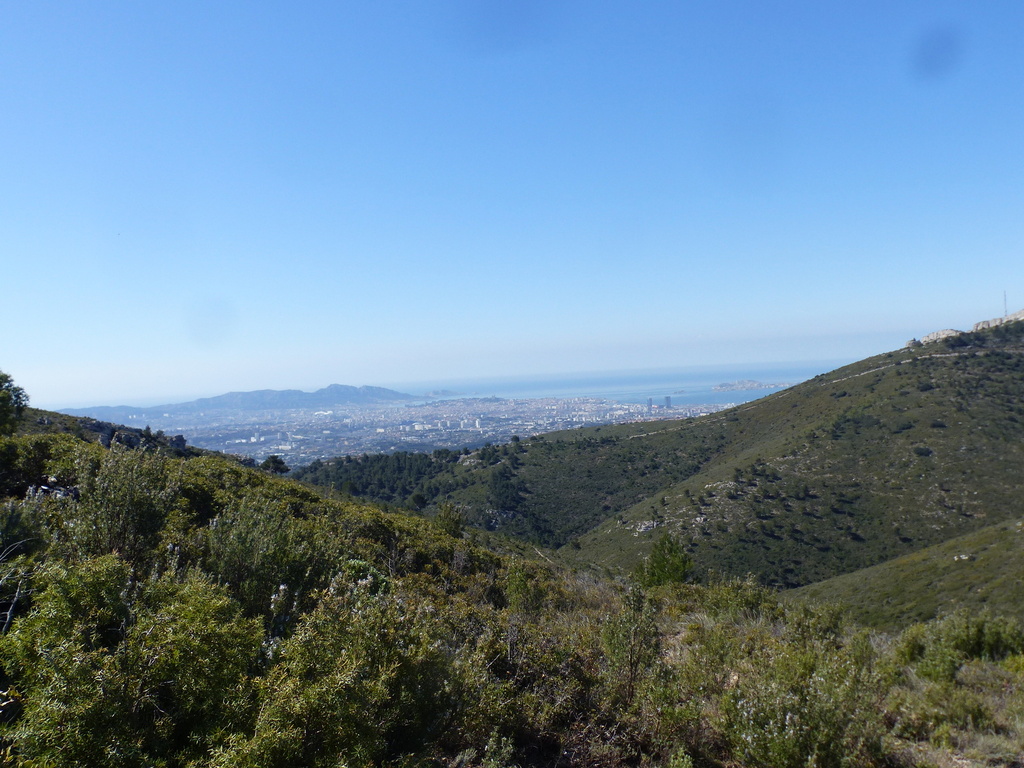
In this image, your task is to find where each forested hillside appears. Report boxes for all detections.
[293,420,731,546]
[2,372,1024,766]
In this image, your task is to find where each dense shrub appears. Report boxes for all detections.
[0,556,261,767]
[895,610,1024,682]
[721,634,887,768]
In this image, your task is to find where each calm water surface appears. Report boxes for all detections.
[398,361,849,408]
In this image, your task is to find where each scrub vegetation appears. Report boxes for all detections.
[0,400,1018,765]
[2,321,1024,767]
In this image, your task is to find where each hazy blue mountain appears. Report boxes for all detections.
[62,384,418,421]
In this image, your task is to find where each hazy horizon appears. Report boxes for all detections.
[51,356,853,411]
[4,3,1021,411]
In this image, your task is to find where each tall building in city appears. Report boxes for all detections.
[664,396,672,409]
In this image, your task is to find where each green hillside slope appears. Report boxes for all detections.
[575,320,1024,586]
[300,320,1024,590]
[4,377,1024,766]
[786,516,1024,630]
[295,417,734,546]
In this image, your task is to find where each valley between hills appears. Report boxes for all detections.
[1,316,1023,767]
[296,317,1024,628]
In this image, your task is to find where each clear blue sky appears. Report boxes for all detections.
[3,1,1022,408]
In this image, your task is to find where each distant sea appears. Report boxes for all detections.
[397,360,850,408]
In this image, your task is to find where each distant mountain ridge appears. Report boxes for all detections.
[62,384,418,422]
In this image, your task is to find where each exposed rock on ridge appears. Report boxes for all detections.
[908,307,1024,347]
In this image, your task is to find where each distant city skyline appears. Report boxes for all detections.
[58,365,810,466]
[3,2,1022,409]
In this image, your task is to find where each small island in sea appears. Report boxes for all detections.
[424,389,464,398]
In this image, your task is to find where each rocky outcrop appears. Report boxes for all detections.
[972,308,1024,332]
[909,308,1024,347]
[919,329,963,345]
[76,418,189,454]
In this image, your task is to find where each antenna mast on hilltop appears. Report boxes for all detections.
[1005,290,1009,317]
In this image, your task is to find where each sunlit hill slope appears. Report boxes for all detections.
[299,318,1024,603]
